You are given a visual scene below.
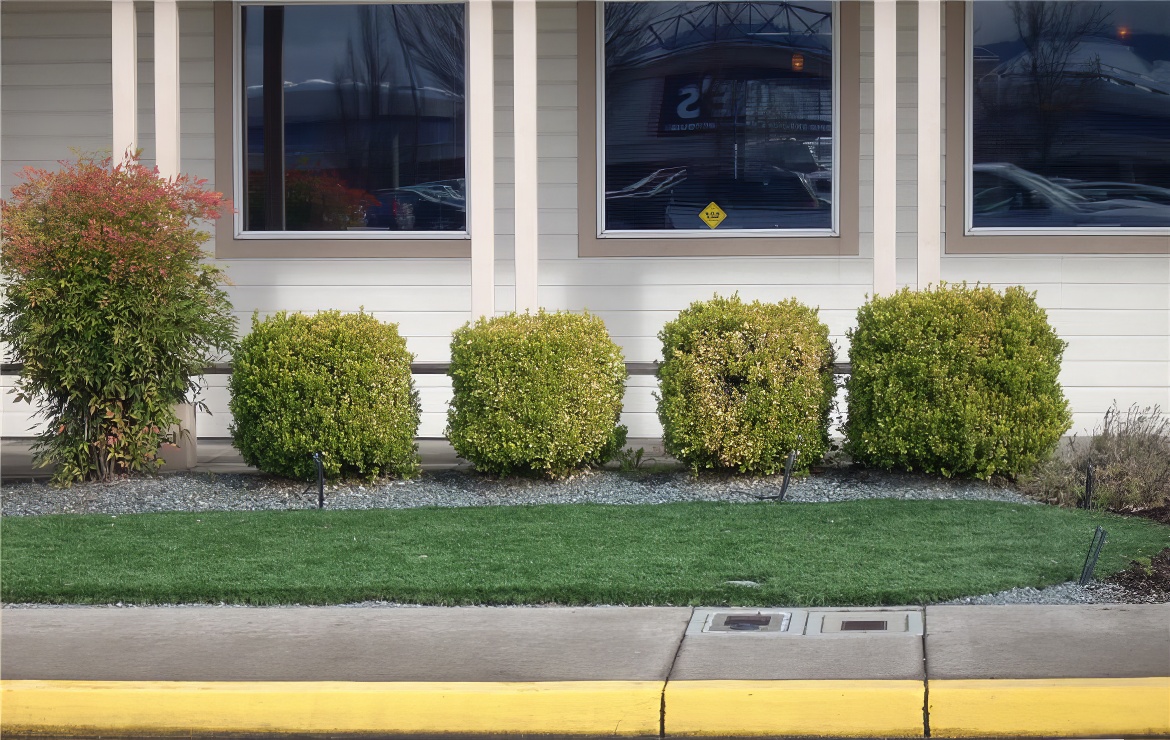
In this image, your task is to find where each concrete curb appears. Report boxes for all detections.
[1,680,664,737]
[7,677,1169,737]
[928,677,1170,738]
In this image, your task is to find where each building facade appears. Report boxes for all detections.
[2,0,1168,443]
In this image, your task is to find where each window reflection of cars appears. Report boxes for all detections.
[972,163,1170,228]
[605,138,832,230]
[1061,182,1170,207]
[367,179,466,231]
[664,169,828,230]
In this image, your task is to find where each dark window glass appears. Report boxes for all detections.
[242,4,465,233]
[603,2,834,232]
[971,1,1170,229]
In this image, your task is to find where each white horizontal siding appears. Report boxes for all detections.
[3,1,1167,445]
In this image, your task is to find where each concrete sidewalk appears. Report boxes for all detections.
[2,604,1168,737]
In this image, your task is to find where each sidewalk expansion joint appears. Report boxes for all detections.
[660,606,692,738]
[921,606,931,738]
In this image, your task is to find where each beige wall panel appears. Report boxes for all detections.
[1048,310,1170,338]
[1062,337,1170,363]
[1060,362,1170,389]
[1060,257,1170,284]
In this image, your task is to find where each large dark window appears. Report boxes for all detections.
[971,1,1170,230]
[242,4,465,233]
[603,2,834,233]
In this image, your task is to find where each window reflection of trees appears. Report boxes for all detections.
[334,5,464,195]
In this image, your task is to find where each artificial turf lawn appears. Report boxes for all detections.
[2,499,1166,606]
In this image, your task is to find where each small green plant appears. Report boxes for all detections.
[446,310,627,478]
[615,447,646,472]
[0,154,236,484]
[1020,403,1170,511]
[845,283,1071,480]
[656,294,836,475]
[229,311,420,481]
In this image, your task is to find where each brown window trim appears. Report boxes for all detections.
[576,1,860,258]
[211,2,469,259]
[943,1,1168,255]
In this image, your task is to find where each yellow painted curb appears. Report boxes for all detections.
[929,677,1170,737]
[0,680,663,736]
[664,679,925,737]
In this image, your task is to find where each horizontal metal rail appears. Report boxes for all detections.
[3,361,852,376]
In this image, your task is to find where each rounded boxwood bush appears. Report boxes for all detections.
[845,283,1071,479]
[657,294,836,475]
[229,311,420,480]
[447,311,627,478]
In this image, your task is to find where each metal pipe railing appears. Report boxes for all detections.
[3,361,852,376]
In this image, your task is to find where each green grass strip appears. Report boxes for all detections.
[2,500,1166,606]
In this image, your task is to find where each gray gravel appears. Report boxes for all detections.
[2,464,1163,607]
[0,465,1035,517]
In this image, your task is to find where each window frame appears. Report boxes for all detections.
[213,1,471,258]
[576,1,859,257]
[944,0,1169,254]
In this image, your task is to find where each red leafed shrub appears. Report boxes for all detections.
[1,154,237,484]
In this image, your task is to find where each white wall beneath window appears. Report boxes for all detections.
[2,2,1167,443]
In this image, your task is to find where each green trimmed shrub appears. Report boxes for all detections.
[845,283,1071,479]
[447,311,627,478]
[656,295,836,475]
[0,153,235,484]
[229,311,420,480]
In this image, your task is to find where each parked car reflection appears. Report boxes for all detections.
[664,169,829,230]
[972,163,1170,228]
[367,179,466,231]
[1059,181,1170,207]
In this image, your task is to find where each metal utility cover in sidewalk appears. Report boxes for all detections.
[672,608,927,682]
[806,609,924,636]
[687,608,923,637]
[688,609,808,636]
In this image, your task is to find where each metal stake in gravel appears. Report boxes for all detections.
[1081,462,1095,510]
[312,452,325,509]
[1079,525,1107,585]
[755,449,798,502]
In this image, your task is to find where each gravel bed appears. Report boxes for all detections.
[3,465,1163,607]
[1,465,1035,517]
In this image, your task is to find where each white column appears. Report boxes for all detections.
[111,0,138,161]
[154,0,181,178]
[468,0,496,320]
[917,0,942,290]
[513,0,539,314]
[872,0,898,297]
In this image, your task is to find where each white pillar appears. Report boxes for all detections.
[111,0,138,161]
[468,0,496,320]
[872,0,898,297]
[917,0,942,290]
[154,0,181,178]
[513,0,539,314]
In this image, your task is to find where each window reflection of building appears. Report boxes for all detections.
[603,2,835,232]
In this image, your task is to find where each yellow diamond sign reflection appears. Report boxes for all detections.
[699,202,726,229]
